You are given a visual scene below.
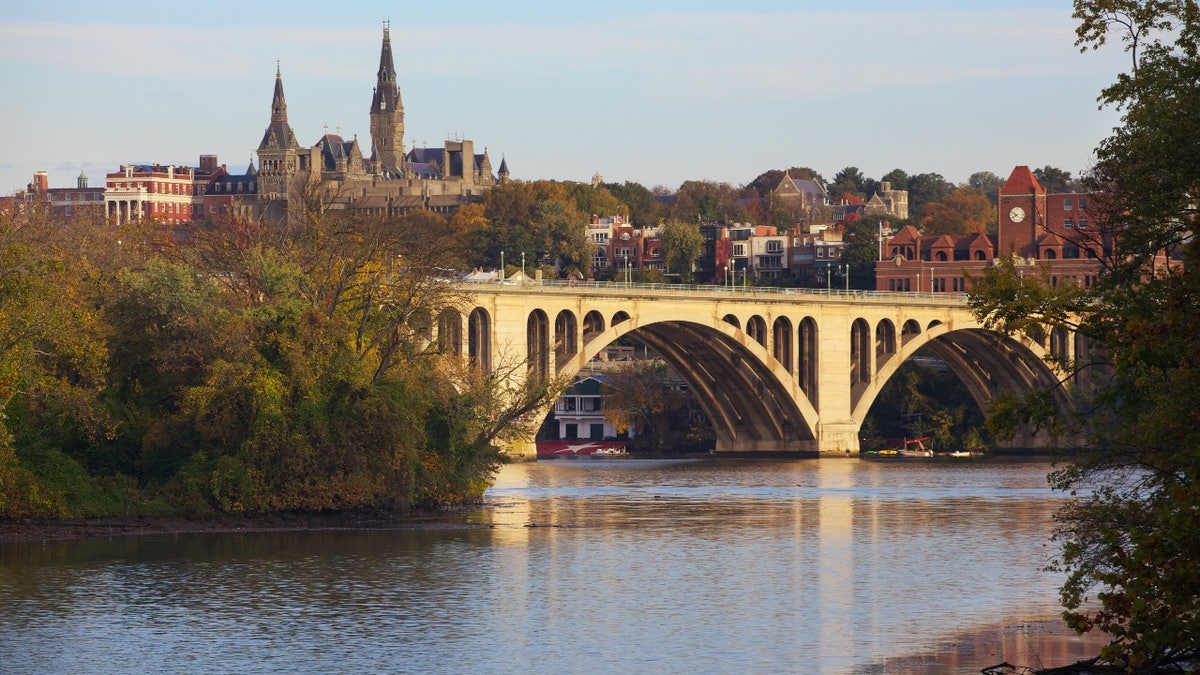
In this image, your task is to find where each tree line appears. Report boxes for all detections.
[0,194,557,519]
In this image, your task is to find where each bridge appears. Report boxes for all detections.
[442,281,1083,459]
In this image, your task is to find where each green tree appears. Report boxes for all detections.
[840,216,886,289]
[1032,165,1076,193]
[968,170,1005,207]
[830,166,867,199]
[969,2,1200,667]
[905,173,953,223]
[660,219,704,282]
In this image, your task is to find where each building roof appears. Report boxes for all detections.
[1002,165,1043,196]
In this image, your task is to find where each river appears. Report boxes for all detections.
[0,457,1106,674]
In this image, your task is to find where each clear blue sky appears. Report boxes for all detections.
[1,1,1127,194]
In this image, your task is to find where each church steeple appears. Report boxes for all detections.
[271,62,288,123]
[370,21,405,176]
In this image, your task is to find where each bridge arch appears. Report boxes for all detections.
[852,324,1075,449]
[526,309,550,383]
[554,310,578,370]
[438,308,462,356]
[560,316,819,453]
[468,307,491,374]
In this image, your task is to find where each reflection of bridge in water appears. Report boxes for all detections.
[444,281,1084,458]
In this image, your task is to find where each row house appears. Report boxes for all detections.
[589,215,664,279]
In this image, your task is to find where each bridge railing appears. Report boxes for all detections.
[456,278,969,305]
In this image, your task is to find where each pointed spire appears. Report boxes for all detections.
[371,21,401,113]
[271,61,288,123]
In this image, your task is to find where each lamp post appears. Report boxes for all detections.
[500,250,505,281]
[624,252,630,287]
[842,264,850,292]
[826,265,831,292]
[725,264,731,289]
[521,251,526,282]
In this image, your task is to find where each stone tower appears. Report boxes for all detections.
[257,64,302,200]
[369,23,405,176]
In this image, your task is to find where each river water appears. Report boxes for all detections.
[1,457,1101,674]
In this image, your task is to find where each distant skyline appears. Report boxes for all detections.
[1,1,1127,195]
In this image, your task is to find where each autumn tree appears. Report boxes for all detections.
[669,180,742,223]
[600,360,684,450]
[969,1,1200,667]
[968,170,1005,207]
[602,180,663,226]
[920,186,993,235]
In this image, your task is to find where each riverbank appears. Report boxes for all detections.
[0,511,461,544]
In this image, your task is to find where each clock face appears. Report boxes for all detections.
[1009,206,1026,223]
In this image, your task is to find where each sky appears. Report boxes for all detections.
[0,1,1130,195]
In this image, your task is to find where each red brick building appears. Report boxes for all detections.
[874,165,1109,292]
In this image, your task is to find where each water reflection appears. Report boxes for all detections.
[1,458,1077,674]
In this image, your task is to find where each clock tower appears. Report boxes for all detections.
[997,165,1046,258]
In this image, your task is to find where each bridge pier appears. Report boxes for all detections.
[815,420,861,456]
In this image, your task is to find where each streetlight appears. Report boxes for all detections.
[500,250,505,281]
[725,264,731,289]
[841,264,850,292]
[521,251,526,282]
[624,252,630,287]
[826,265,831,292]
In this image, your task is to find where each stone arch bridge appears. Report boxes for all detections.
[439,282,1082,459]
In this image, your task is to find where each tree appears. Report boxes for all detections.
[600,360,683,450]
[1032,165,1076,193]
[840,216,886,289]
[830,166,867,199]
[968,171,1005,207]
[969,2,1200,667]
[669,180,741,223]
[660,219,704,282]
[880,168,908,188]
[602,181,662,226]
[920,187,993,235]
[905,173,953,223]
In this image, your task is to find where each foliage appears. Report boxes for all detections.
[600,181,663,227]
[920,186,994,235]
[1032,165,1079,193]
[904,172,953,223]
[968,170,1005,206]
[0,193,558,520]
[839,216,886,289]
[659,219,704,282]
[968,1,1200,666]
[600,360,684,450]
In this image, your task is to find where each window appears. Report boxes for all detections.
[1078,218,1087,229]
[1064,198,1073,211]
[1079,197,1087,210]
[817,247,824,258]
[1064,219,1074,229]
[766,240,783,253]
[733,244,746,257]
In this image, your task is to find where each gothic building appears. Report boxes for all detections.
[256,24,509,222]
